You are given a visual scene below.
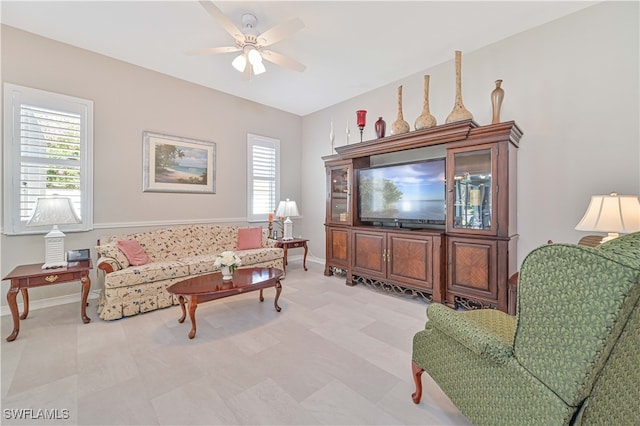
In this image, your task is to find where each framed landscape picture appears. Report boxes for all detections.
[143,132,216,193]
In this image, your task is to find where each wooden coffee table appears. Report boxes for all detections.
[167,267,283,339]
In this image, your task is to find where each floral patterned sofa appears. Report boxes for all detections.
[95,225,283,320]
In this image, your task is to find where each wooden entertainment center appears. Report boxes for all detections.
[323,119,522,313]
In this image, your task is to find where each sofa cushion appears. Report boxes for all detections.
[237,227,263,250]
[117,240,150,266]
[237,247,283,267]
[180,254,219,276]
[103,260,189,289]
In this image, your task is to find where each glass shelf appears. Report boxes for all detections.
[452,149,492,230]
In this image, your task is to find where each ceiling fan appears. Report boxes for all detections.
[187,0,306,79]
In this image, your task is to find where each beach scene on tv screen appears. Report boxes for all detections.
[359,161,445,221]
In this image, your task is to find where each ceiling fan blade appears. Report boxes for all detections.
[257,18,304,47]
[261,49,306,72]
[198,0,244,42]
[185,46,241,56]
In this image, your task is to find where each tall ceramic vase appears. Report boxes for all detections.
[414,75,437,130]
[391,85,410,135]
[491,80,504,124]
[445,51,473,124]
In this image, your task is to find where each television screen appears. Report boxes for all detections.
[358,159,446,224]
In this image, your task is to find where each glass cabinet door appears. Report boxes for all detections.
[451,148,493,231]
[330,166,350,223]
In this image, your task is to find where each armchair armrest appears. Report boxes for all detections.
[426,303,515,363]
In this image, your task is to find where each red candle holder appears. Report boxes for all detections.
[356,110,367,142]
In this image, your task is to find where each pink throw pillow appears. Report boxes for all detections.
[237,227,263,250]
[117,240,150,266]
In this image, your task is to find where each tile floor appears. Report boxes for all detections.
[1,262,470,425]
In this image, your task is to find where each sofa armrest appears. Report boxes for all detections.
[426,303,515,363]
[264,238,279,248]
[97,257,121,274]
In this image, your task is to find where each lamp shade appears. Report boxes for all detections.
[27,197,80,227]
[275,198,299,218]
[575,193,640,233]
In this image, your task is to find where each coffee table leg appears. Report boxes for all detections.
[259,289,264,302]
[187,296,198,339]
[274,279,282,312]
[177,295,186,323]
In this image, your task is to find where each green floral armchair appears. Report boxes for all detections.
[412,231,640,425]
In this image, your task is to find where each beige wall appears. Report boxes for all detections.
[301,1,640,267]
[1,25,302,306]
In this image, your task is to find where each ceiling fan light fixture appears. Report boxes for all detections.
[253,61,266,75]
[231,54,247,72]
[247,48,262,66]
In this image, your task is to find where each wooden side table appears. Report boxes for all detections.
[276,238,309,272]
[2,260,93,342]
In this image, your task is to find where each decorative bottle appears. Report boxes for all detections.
[391,85,410,135]
[414,75,437,130]
[491,80,504,124]
[445,51,473,124]
[375,117,386,138]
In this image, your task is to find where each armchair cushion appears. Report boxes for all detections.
[426,303,515,363]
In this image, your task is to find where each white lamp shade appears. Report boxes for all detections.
[232,54,247,72]
[253,61,266,75]
[275,199,299,218]
[248,48,262,66]
[575,193,640,233]
[27,197,80,227]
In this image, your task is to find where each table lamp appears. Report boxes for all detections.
[275,198,300,240]
[575,192,640,243]
[27,197,81,269]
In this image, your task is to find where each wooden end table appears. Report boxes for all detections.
[167,267,283,339]
[2,260,93,342]
[276,238,309,272]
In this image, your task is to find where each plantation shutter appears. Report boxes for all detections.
[3,83,93,235]
[19,104,83,220]
[247,134,280,222]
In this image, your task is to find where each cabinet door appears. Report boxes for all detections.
[326,227,350,267]
[328,165,350,224]
[447,237,498,304]
[352,230,386,279]
[387,234,433,290]
[447,144,498,235]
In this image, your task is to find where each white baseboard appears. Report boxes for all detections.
[0,290,100,317]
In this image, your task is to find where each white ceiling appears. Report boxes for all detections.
[1,1,597,116]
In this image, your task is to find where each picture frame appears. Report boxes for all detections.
[143,131,216,193]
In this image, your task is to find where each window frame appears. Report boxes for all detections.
[3,83,94,235]
[247,133,280,223]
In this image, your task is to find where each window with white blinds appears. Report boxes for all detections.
[3,84,94,235]
[247,134,280,222]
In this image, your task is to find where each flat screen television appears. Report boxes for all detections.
[357,159,446,227]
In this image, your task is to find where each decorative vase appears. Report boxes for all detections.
[391,85,410,135]
[329,120,335,150]
[221,265,233,280]
[345,120,351,144]
[375,117,386,138]
[414,75,437,130]
[445,51,473,124]
[491,79,504,124]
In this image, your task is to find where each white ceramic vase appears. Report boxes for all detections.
[221,265,233,280]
